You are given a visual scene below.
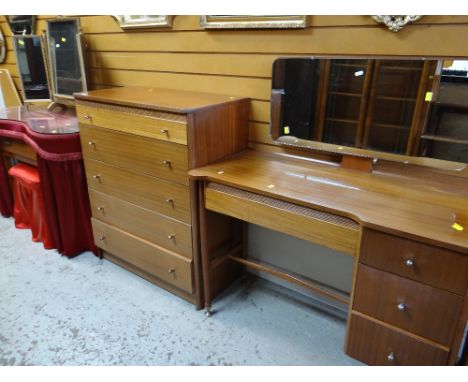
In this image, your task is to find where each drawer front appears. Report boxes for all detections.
[346,313,448,365]
[84,159,191,224]
[76,102,188,145]
[353,265,462,346]
[89,189,193,259]
[92,219,193,293]
[80,124,189,186]
[360,229,468,295]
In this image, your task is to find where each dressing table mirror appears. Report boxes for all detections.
[271,57,468,170]
[12,35,51,102]
[46,18,87,105]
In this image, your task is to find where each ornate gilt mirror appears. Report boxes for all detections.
[271,57,468,169]
[46,18,87,102]
[13,35,51,102]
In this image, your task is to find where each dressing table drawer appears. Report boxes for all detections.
[92,219,193,293]
[346,313,449,365]
[360,229,468,294]
[80,124,189,186]
[353,265,462,346]
[84,159,191,224]
[89,190,193,259]
[77,102,188,145]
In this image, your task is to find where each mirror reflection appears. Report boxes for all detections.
[271,57,468,164]
[47,19,87,97]
[13,35,50,101]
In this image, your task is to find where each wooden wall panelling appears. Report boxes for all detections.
[2,16,468,153]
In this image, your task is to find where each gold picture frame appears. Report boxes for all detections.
[113,15,173,29]
[200,15,307,29]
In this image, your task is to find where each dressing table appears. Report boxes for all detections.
[189,56,468,365]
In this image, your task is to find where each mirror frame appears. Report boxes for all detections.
[0,26,6,64]
[113,15,173,29]
[270,55,468,173]
[6,15,36,35]
[45,17,88,102]
[12,35,52,103]
[200,16,307,29]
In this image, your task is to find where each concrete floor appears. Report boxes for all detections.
[0,216,361,366]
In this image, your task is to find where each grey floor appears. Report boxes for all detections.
[0,216,361,366]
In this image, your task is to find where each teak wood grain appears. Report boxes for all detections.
[346,313,449,365]
[205,182,359,255]
[189,150,468,254]
[91,219,193,293]
[84,158,191,224]
[89,189,193,259]
[80,124,189,186]
[76,101,188,145]
[75,86,246,114]
[360,229,468,295]
[353,264,462,346]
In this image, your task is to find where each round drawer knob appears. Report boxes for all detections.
[387,352,395,362]
[97,206,104,212]
[405,259,414,267]
[397,302,407,311]
[165,198,174,205]
[99,235,106,241]
[162,160,172,167]
[168,268,175,274]
[168,234,176,240]
[88,141,96,148]
[93,174,101,182]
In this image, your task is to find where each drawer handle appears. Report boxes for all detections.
[83,115,92,120]
[97,206,104,213]
[397,302,407,311]
[168,234,176,240]
[162,160,172,168]
[387,352,395,362]
[165,198,174,206]
[93,174,101,182]
[98,235,106,241]
[168,268,175,274]
[88,141,96,148]
[405,259,414,267]
[160,128,169,135]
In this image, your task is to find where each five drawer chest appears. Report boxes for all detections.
[75,86,249,308]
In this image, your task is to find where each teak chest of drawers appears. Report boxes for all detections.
[75,86,249,308]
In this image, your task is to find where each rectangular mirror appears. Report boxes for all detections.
[271,57,468,167]
[13,35,51,102]
[46,18,87,100]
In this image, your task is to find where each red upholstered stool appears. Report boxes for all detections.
[8,163,54,249]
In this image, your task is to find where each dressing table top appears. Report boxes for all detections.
[0,106,79,135]
[189,149,468,254]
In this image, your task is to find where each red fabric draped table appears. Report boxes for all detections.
[0,106,97,257]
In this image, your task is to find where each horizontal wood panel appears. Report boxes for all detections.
[92,219,193,293]
[80,124,189,186]
[88,51,275,78]
[84,158,191,223]
[205,182,359,255]
[353,264,462,346]
[89,190,192,258]
[85,25,468,57]
[89,68,270,100]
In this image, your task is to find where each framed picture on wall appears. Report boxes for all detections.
[200,16,307,29]
[113,15,173,29]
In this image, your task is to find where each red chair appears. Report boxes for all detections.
[8,163,54,249]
